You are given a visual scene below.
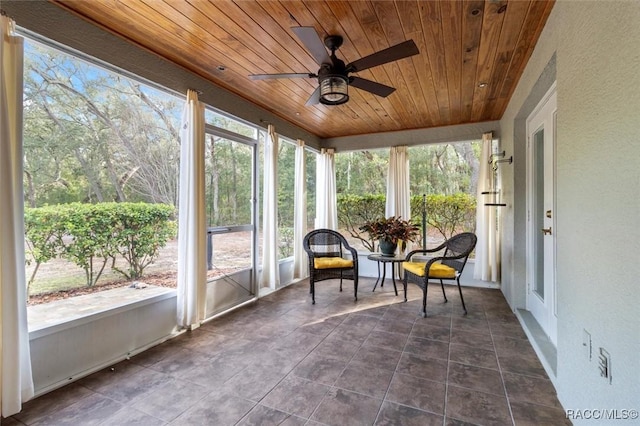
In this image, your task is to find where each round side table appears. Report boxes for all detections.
[367,254,406,296]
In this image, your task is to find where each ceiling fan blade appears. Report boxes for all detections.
[292,26,331,65]
[347,40,419,73]
[305,86,321,106]
[249,73,315,80]
[350,77,396,97]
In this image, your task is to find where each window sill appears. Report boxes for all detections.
[28,285,176,339]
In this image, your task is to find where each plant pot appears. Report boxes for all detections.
[379,239,397,256]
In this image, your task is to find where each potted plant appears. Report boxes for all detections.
[359,216,420,256]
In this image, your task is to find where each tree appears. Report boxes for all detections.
[23,42,181,207]
[337,194,386,251]
[336,150,388,195]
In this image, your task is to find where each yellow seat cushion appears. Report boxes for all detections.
[402,261,457,278]
[314,257,354,269]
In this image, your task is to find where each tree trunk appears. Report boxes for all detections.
[74,148,105,202]
[231,143,238,223]
[102,144,127,201]
[24,169,37,208]
[453,143,480,194]
[210,138,219,225]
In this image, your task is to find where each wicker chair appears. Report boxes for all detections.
[303,229,359,304]
[402,232,477,317]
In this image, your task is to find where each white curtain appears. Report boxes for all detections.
[0,15,35,416]
[176,89,207,328]
[385,145,411,220]
[260,125,280,289]
[474,132,501,282]
[293,139,308,279]
[315,148,337,230]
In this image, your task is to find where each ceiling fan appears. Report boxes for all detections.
[249,27,419,106]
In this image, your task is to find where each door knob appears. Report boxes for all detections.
[541,227,552,235]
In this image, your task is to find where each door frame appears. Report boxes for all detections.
[204,124,258,317]
[525,82,558,345]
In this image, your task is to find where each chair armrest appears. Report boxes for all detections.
[342,243,359,266]
[405,249,429,261]
[423,252,471,271]
[405,241,448,259]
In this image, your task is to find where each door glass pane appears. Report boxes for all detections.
[534,128,545,299]
[204,134,255,312]
[205,135,253,227]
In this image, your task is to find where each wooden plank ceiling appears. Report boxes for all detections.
[52,0,554,139]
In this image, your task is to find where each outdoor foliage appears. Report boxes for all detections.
[107,203,177,280]
[337,194,386,251]
[24,203,176,288]
[337,194,477,251]
[279,227,294,258]
[206,136,253,227]
[23,42,181,208]
[24,206,66,291]
[334,144,481,199]
[411,193,476,240]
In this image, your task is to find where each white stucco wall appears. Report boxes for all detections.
[500,1,640,421]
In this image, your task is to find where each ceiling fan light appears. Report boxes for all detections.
[319,75,349,105]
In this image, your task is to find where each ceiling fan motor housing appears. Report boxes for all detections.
[249,27,419,106]
[324,35,344,51]
[317,57,349,105]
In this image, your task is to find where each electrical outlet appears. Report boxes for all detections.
[598,347,612,383]
[582,329,592,360]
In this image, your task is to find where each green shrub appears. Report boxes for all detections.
[24,206,66,291]
[60,204,115,286]
[24,202,176,287]
[108,203,176,279]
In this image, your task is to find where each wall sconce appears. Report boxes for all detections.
[488,150,513,171]
[483,150,513,207]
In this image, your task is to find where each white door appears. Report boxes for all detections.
[526,85,557,346]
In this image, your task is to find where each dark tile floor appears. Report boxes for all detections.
[5,278,570,425]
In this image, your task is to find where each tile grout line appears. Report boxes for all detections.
[488,306,518,426]
[300,298,384,425]
[442,305,454,426]
[234,296,351,425]
[372,314,415,425]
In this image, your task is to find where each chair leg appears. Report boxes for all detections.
[403,275,408,303]
[354,276,358,302]
[440,279,448,303]
[457,277,467,314]
[339,277,343,292]
[421,284,428,318]
[311,281,316,304]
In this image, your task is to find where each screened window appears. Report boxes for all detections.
[23,37,184,308]
[277,138,296,259]
[306,148,317,232]
[408,142,480,249]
